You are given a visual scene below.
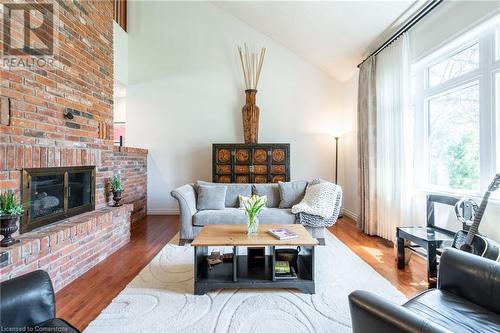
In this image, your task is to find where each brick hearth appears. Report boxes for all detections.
[0,205,132,291]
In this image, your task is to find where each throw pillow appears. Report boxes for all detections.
[238,195,250,209]
[196,185,227,210]
[278,180,308,208]
[253,184,280,207]
[196,181,251,208]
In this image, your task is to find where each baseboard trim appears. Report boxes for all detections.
[341,208,359,222]
[147,209,179,215]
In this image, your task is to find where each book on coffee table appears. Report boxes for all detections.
[268,228,299,240]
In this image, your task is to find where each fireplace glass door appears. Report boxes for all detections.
[21,166,96,233]
[30,173,65,220]
[68,171,92,209]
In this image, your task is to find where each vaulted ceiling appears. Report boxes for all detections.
[214,1,419,81]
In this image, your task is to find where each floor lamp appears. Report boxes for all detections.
[335,136,343,218]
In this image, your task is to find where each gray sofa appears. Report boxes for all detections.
[171,181,328,245]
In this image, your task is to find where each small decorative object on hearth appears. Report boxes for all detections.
[242,195,267,235]
[110,173,123,207]
[238,44,266,144]
[0,191,23,247]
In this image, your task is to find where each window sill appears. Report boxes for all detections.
[415,188,500,206]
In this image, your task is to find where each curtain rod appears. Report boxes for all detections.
[357,0,443,68]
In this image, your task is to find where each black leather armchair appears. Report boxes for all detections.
[349,248,500,333]
[0,270,80,332]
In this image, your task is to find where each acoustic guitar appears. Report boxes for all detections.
[452,174,500,261]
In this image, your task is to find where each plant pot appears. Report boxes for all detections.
[112,190,123,207]
[0,215,20,247]
[247,216,259,235]
[242,89,260,144]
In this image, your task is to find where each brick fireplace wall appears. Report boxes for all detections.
[0,1,148,289]
[109,146,148,222]
[0,1,147,217]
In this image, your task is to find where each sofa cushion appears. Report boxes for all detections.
[259,208,296,224]
[196,185,227,210]
[193,208,296,226]
[278,180,307,208]
[403,289,500,333]
[253,184,280,208]
[196,181,252,208]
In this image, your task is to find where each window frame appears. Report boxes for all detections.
[413,25,500,196]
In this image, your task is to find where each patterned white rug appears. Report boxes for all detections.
[85,231,406,333]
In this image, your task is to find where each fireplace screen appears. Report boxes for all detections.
[30,173,65,220]
[21,166,95,233]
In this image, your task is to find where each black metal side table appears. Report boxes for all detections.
[396,195,466,287]
[396,226,454,287]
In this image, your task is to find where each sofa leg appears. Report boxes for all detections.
[179,239,190,246]
[317,238,325,246]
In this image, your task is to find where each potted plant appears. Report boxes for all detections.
[110,174,124,207]
[0,191,23,247]
[242,195,267,235]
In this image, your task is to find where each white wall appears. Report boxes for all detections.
[338,73,359,221]
[113,81,126,123]
[113,21,128,85]
[125,1,346,214]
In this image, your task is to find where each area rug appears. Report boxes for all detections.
[85,231,406,333]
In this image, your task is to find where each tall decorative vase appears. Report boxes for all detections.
[242,89,260,144]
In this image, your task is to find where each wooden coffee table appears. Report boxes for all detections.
[192,224,317,295]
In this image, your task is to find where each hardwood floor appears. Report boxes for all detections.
[56,215,427,331]
[55,215,179,331]
[328,217,428,297]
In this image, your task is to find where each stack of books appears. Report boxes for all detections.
[274,260,297,279]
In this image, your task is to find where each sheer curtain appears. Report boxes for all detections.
[375,33,414,240]
[357,33,414,241]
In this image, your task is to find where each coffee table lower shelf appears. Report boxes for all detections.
[194,245,315,295]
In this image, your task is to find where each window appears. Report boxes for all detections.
[428,43,479,87]
[413,19,500,195]
[428,82,480,191]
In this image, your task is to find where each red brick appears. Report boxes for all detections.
[40,236,50,251]
[38,251,62,269]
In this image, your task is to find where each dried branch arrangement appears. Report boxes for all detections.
[238,44,266,90]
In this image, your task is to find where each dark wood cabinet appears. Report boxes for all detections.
[212,144,290,183]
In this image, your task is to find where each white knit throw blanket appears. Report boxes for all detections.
[291,182,341,219]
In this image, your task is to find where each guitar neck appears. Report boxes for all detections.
[465,191,491,245]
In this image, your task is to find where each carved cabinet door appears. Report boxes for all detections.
[213,144,289,183]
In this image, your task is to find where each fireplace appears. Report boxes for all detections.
[21,166,96,233]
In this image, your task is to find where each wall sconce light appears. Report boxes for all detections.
[63,109,74,120]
